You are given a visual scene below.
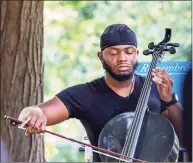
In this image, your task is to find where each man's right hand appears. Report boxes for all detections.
[18,105,47,136]
[18,97,70,136]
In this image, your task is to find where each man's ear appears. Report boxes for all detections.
[137,50,139,56]
[97,51,103,63]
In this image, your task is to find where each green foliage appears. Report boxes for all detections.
[43,1,191,162]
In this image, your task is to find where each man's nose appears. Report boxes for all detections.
[118,52,127,62]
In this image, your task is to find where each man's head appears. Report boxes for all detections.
[98,24,139,82]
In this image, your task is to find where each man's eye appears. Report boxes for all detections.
[109,51,118,55]
[126,48,135,54]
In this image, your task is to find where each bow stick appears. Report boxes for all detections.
[4,115,146,162]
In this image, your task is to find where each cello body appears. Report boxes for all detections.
[98,111,179,162]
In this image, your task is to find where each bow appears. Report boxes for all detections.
[4,115,146,162]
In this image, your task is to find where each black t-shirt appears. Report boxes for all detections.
[56,74,167,161]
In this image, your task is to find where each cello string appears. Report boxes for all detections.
[120,48,162,161]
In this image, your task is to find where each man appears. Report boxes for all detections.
[18,24,184,162]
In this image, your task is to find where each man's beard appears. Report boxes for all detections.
[102,61,139,82]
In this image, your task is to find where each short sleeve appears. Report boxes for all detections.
[56,84,89,119]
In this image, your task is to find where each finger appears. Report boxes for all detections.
[25,126,32,136]
[30,122,45,134]
[28,116,37,128]
[152,71,173,85]
[36,127,42,134]
[153,69,167,77]
[157,72,173,86]
[152,72,164,84]
[161,75,171,85]
[157,69,172,80]
[152,71,164,78]
[152,69,172,88]
[39,115,47,131]
[163,72,173,82]
[153,69,172,81]
[152,75,163,82]
[31,127,41,134]
[40,121,47,132]
[31,117,47,134]
[28,116,40,134]
[152,76,167,88]
[33,119,42,130]
[37,121,46,134]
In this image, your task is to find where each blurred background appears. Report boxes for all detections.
[42,1,191,162]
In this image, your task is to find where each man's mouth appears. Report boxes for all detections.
[117,64,130,68]
[116,64,131,71]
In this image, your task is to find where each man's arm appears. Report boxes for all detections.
[18,96,70,135]
[38,96,70,126]
[18,83,88,135]
[161,102,184,147]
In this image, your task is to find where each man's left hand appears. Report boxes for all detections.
[152,68,173,102]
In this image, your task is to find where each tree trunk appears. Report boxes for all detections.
[0,1,45,162]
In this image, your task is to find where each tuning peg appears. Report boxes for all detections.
[173,43,180,47]
[148,42,155,50]
[169,47,176,54]
[143,49,153,55]
[166,43,180,47]
[143,50,150,55]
